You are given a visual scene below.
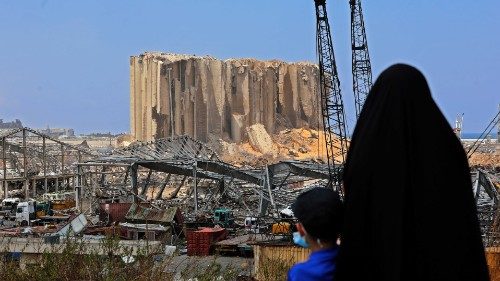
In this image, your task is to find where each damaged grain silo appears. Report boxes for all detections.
[130,52,321,143]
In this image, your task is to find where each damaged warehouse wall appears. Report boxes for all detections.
[130,52,321,143]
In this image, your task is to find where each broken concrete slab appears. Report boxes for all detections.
[246,124,275,156]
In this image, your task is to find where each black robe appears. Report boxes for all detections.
[335,64,490,281]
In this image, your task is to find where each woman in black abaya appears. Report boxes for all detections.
[336,64,489,281]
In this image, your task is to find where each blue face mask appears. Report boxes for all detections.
[293,232,309,248]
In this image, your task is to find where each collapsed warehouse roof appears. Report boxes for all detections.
[76,135,498,246]
[82,135,263,184]
[0,127,95,199]
[77,135,333,217]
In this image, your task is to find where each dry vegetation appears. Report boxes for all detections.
[0,237,173,281]
[0,235,296,280]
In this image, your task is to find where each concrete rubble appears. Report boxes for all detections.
[218,127,336,167]
[246,123,276,157]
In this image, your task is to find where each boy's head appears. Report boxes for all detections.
[291,187,343,243]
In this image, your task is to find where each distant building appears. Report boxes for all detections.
[0,119,23,129]
[38,127,75,138]
[0,119,24,135]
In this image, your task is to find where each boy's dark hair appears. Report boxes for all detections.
[291,187,343,242]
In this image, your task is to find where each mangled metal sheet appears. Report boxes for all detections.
[55,213,88,236]
[125,203,179,224]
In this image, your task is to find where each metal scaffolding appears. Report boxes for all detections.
[473,169,500,246]
[76,136,334,218]
[0,127,95,199]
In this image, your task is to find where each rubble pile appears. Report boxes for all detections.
[218,125,337,167]
[469,151,500,170]
[246,123,276,157]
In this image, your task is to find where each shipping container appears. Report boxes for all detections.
[186,227,227,256]
[99,203,132,225]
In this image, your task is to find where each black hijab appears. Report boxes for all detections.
[335,64,489,281]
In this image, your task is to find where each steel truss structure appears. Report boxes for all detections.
[350,0,373,119]
[0,127,95,199]
[76,135,333,219]
[314,0,348,189]
[473,169,499,246]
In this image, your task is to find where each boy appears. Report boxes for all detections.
[288,187,343,281]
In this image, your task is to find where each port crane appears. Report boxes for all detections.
[314,0,372,189]
[350,0,373,119]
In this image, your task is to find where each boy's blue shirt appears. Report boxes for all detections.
[287,246,339,281]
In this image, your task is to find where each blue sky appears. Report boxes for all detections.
[0,0,498,134]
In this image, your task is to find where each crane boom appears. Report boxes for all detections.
[314,0,348,189]
[350,0,373,119]
[467,109,500,159]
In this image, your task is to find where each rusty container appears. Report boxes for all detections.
[99,203,132,225]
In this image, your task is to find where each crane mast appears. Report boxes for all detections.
[314,0,348,189]
[350,0,373,119]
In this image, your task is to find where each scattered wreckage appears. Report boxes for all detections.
[0,132,498,269]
